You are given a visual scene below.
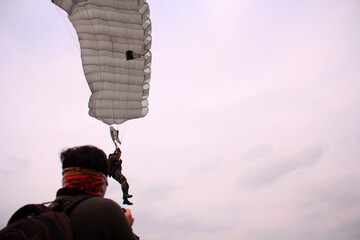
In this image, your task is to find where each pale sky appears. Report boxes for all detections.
[1,0,360,240]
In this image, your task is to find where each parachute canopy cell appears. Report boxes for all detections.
[52,0,152,125]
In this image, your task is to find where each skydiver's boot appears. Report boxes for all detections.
[123,197,133,205]
[123,193,133,199]
[121,181,133,205]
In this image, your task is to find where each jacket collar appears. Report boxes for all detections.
[56,187,91,197]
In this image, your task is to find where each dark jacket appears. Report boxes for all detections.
[50,188,138,240]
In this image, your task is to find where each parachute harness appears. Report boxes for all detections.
[108,126,133,205]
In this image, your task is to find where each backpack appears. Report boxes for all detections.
[0,195,93,240]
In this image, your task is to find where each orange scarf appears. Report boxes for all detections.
[62,167,108,197]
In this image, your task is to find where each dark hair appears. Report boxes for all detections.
[60,145,109,176]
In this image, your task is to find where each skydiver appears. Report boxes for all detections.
[108,148,134,205]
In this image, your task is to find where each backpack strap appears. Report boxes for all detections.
[55,194,95,215]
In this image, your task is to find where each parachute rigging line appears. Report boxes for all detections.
[54,7,80,53]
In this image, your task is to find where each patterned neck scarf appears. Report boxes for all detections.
[62,167,108,197]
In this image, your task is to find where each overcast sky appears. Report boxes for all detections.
[1,0,360,239]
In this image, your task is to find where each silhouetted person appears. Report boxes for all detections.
[50,145,138,240]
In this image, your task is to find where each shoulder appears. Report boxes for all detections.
[70,197,127,231]
[82,196,120,207]
[74,197,123,216]
[70,197,135,239]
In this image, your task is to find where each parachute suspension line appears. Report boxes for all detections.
[54,7,80,53]
[110,126,122,148]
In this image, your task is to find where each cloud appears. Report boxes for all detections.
[135,208,230,240]
[0,156,31,178]
[303,175,360,213]
[335,217,360,240]
[136,183,178,205]
[298,175,360,240]
[241,145,273,161]
[238,144,324,189]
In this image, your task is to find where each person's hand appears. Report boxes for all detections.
[124,208,134,226]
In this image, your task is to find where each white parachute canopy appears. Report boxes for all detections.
[52,0,152,125]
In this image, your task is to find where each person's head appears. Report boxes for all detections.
[60,145,109,176]
[60,145,109,196]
